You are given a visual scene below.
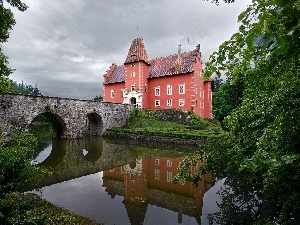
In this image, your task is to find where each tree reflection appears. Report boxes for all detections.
[176,139,300,224]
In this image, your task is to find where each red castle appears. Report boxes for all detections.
[103,38,212,118]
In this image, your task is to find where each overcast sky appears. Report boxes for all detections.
[3,0,251,100]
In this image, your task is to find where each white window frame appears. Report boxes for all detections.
[155,169,160,180]
[167,85,172,95]
[111,90,115,98]
[131,72,135,77]
[167,99,172,106]
[155,87,160,96]
[179,99,185,106]
[155,100,160,107]
[155,159,159,165]
[167,160,172,167]
[179,84,185,94]
[167,171,172,182]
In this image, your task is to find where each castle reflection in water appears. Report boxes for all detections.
[103,156,212,225]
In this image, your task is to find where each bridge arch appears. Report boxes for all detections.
[30,112,66,139]
[85,112,103,136]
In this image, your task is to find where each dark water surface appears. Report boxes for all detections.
[30,133,224,225]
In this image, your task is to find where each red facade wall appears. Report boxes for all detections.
[103,82,124,103]
[147,73,192,111]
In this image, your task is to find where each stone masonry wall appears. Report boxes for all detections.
[0,94,132,141]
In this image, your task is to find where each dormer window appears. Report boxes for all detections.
[131,63,135,68]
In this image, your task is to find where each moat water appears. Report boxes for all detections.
[29,125,225,225]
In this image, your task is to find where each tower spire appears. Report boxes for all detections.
[178,44,182,60]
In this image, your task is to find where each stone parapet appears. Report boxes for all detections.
[0,94,132,141]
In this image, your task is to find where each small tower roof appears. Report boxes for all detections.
[125,38,149,64]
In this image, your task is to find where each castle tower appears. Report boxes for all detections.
[122,38,150,108]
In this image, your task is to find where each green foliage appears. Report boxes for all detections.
[0,132,48,197]
[0,132,51,224]
[0,193,47,224]
[0,0,28,94]
[0,193,101,225]
[212,77,244,123]
[93,95,103,102]
[7,80,43,96]
[176,0,300,223]
[174,152,205,186]
[105,108,225,140]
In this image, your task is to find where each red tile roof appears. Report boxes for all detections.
[148,51,195,78]
[125,38,149,64]
[104,41,201,84]
[103,64,125,84]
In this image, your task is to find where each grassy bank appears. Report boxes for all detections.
[104,108,227,141]
[1,192,102,225]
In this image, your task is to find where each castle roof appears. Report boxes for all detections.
[148,51,196,78]
[125,38,149,64]
[103,64,125,84]
[103,39,201,84]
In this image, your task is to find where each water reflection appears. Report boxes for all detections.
[31,136,220,225]
[103,156,212,225]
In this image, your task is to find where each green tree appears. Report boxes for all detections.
[93,95,103,102]
[212,76,244,123]
[178,0,300,223]
[0,0,28,94]
[207,0,300,223]
[8,80,43,96]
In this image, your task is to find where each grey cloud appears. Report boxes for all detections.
[4,0,251,99]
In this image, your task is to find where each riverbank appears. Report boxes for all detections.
[103,108,227,146]
[104,131,228,147]
[2,192,102,225]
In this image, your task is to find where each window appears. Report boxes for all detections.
[111,90,115,98]
[179,99,185,106]
[155,100,160,107]
[155,87,160,96]
[167,99,172,106]
[195,85,198,94]
[131,84,136,91]
[203,103,205,109]
[155,159,159,165]
[179,84,185,94]
[155,169,160,180]
[131,72,135,77]
[200,88,202,97]
[167,85,172,95]
[167,160,172,167]
[131,63,135,68]
[167,171,172,182]
[130,174,135,181]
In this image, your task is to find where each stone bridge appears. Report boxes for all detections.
[0,94,132,141]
